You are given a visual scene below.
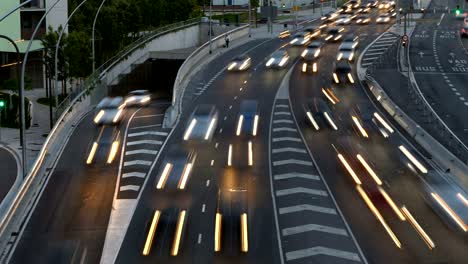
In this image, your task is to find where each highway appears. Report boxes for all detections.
[409,0,468,149]
[6,2,468,264]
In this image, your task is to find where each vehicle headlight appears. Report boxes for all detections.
[290,38,298,44]
[239,59,250,70]
[228,62,237,70]
[377,18,382,22]
[302,63,307,72]
[334,35,342,40]
[140,96,151,103]
[385,18,390,22]
[266,58,275,67]
[301,39,308,44]
[344,19,350,23]
[337,53,343,61]
[349,52,354,61]
[125,97,136,104]
[94,110,105,124]
[357,19,362,23]
[301,50,308,57]
[113,109,123,123]
[314,49,321,57]
[279,57,288,67]
[347,73,355,83]
[333,73,339,83]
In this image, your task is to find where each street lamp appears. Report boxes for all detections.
[92,0,108,72]
[209,0,212,54]
[20,0,65,175]
[0,0,32,23]
[53,0,88,111]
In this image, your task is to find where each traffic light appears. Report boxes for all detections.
[456,5,461,15]
[0,99,5,108]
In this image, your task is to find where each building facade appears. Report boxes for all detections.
[0,0,67,89]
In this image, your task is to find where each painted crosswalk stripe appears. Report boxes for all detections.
[122,172,146,178]
[120,185,140,192]
[279,204,337,215]
[376,39,396,44]
[273,119,294,124]
[274,111,291,116]
[128,131,168,137]
[370,44,391,49]
[272,137,301,142]
[134,114,164,119]
[273,159,313,166]
[124,160,152,167]
[282,223,348,236]
[362,56,379,61]
[361,62,373,66]
[276,187,328,197]
[285,246,361,262]
[272,147,306,154]
[365,51,384,56]
[127,140,163,146]
[273,127,297,132]
[125,149,158,156]
[275,104,289,108]
[274,172,320,181]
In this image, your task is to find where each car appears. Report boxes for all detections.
[355,15,371,24]
[124,90,151,107]
[337,42,356,62]
[227,55,252,71]
[342,35,359,48]
[335,15,353,25]
[85,126,120,165]
[304,26,321,38]
[304,97,338,131]
[155,146,197,190]
[376,13,391,23]
[290,32,312,46]
[332,61,355,84]
[319,18,331,29]
[387,9,397,17]
[236,100,259,136]
[367,0,379,8]
[324,27,345,42]
[349,0,361,9]
[265,50,290,68]
[357,5,371,13]
[354,104,394,138]
[183,104,218,141]
[215,188,249,254]
[461,25,468,37]
[378,1,391,9]
[301,41,323,73]
[321,11,338,21]
[342,8,355,15]
[94,97,125,125]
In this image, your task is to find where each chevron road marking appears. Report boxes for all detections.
[272,137,301,143]
[128,131,168,137]
[125,149,158,156]
[285,246,361,262]
[124,160,152,167]
[274,172,320,181]
[272,127,297,132]
[122,172,146,178]
[276,187,327,197]
[272,147,306,154]
[282,223,348,237]
[273,159,313,166]
[119,185,140,192]
[279,204,337,215]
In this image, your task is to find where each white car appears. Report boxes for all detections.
[355,15,371,24]
[266,50,290,68]
[335,15,352,25]
[94,97,125,125]
[290,32,312,46]
[124,90,151,107]
[183,104,218,141]
[376,14,391,23]
[227,55,252,71]
[337,42,356,62]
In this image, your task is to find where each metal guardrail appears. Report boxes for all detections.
[54,18,200,120]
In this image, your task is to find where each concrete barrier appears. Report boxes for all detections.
[164,24,250,127]
[364,75,468,190]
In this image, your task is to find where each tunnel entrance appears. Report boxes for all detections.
[109,58,184,101]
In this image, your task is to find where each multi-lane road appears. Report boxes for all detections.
[7,1,468,264]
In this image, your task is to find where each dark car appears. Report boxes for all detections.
[324,27,345,42]
[236,100,259,136]
[155,146,197,190]
[304,97,338,131]
[301,41,323,73]
[332,61,355,84]
[304,26,321,38]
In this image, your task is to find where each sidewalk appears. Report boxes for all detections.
[0,88,51,173]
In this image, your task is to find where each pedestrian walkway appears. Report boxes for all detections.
[359,32,399,68]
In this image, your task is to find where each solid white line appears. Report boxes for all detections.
[119,185,140,192]
[128,131,168,137]
[273,159,314,166]
[279,204,337,215]
[276,187,327,197]
[122,172,146,178]
[274,172,320,181]
[273,127,297,132]
[272,137,301,142]
[124,160,152,167]
[273,119,294,124]
[282,223,348,236]
[125,150,158,156]
[127,140,162,146]
[286,246,361,262]
[272,147,306,154]
[437,13,445,26]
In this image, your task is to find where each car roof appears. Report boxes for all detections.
[98,97,123,108]
[339,42,355,50]
[233,54,249,60]
[335,61,352,70]
[240,100,258,113]
[129,90,148,95]
[343,35,358,41]
[194,104,216,116]
[308,41,322,48]
[272,50,287,57]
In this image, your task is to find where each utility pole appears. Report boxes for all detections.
[209,0,213,53]
[396,0,400,34]
[268,0,272,33]
[248,0,252,37]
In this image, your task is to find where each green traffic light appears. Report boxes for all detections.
[456,9,461,15]
[0,101,5,108]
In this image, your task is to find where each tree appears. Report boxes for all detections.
[65,30,92,79]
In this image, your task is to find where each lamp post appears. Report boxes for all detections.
[20,0,65,175]
[0,35,23,178]
[54,0,88,111]
[209,0,213,54]
[248,0,252,37]
[92,0,108,72]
